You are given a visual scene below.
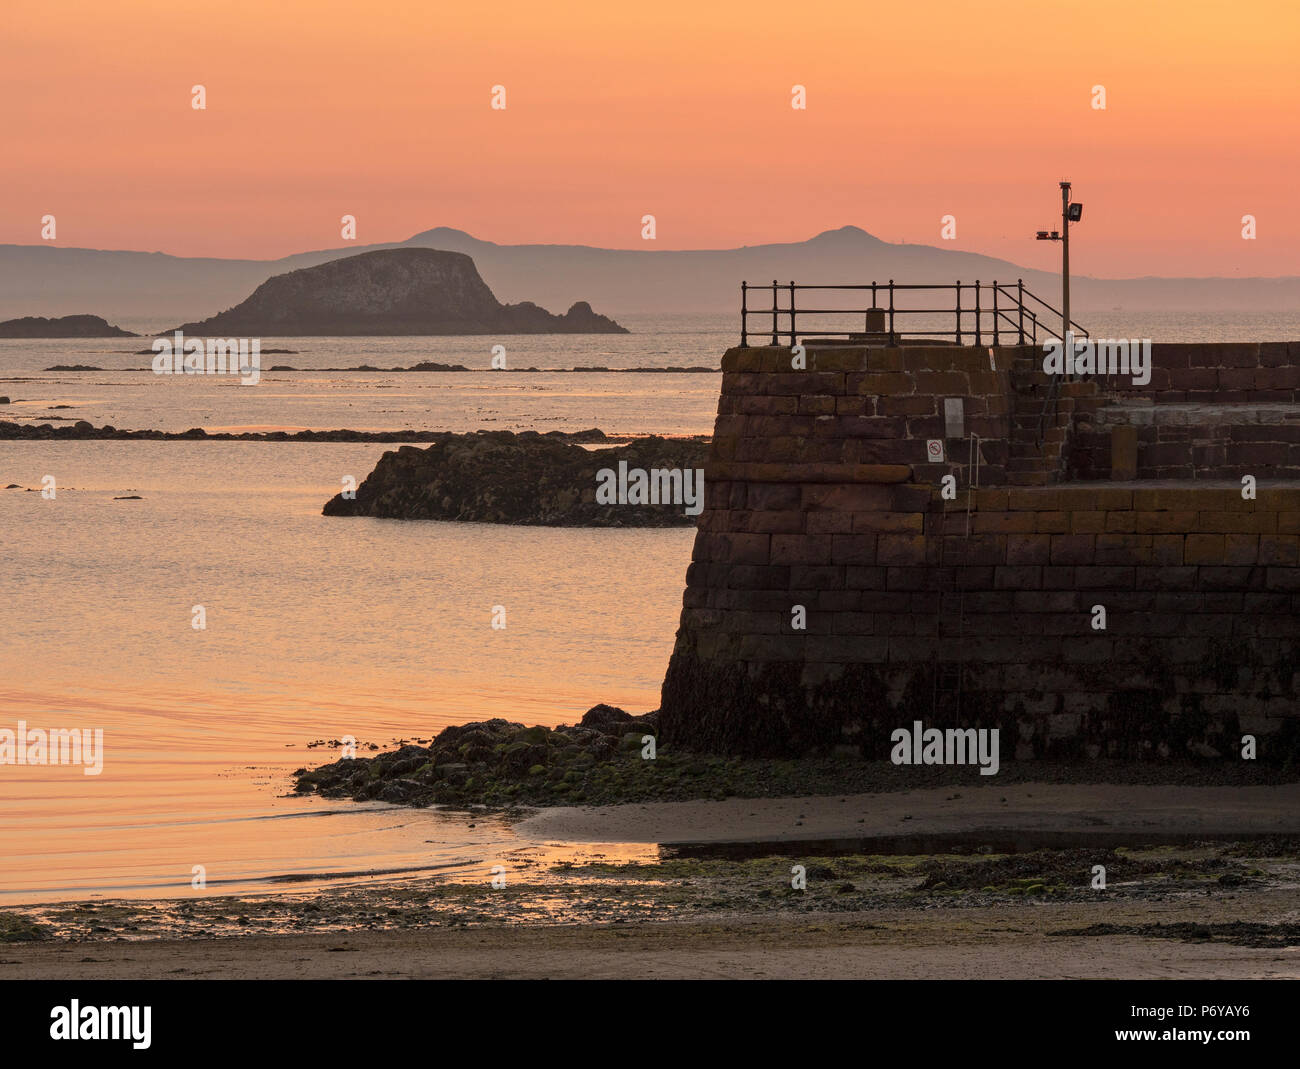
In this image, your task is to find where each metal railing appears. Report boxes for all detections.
[739,279,1090,348]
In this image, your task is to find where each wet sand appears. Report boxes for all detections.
[6,906,1298,980]
[5,783,1299,980]
[516,782,1300,845]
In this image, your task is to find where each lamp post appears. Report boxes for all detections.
[1036,180,1083,342]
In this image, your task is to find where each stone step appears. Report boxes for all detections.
[1006,470,1053,486]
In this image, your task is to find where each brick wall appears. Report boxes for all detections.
[658,343,1300,761]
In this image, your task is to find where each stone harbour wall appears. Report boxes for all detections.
[658,343,1300,762]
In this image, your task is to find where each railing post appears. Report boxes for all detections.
[770,279,778,346]
[888,279,895,344]
[788,281,796,347]
[955,280,961,345]
[740,281,748,347]
[974,280,981,346]
[992,279,999,347]
[1017,278,1025,345]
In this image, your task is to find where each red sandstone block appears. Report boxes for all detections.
[1069,511,1108,534]
[912,371,970,395]
[1035,511,1071,534]
[1050,534,1096,564]
[891,485,934,512]
[1155,592,1202,614]
[954,590,1016,614]
[1258,536,1300,566]
[994,566,1043,590]
[877,395,937,416]
[797,395,837,416]
[940,535,1004,566]
[789,565,845,589]
[1135,510,1197,534]
[845,566,887,589]
[873,614,919,636]
[1254,366,1300,390]
[1218,367,1258,390]
[760,372,837,396]
[832,612,877,635]
[841,416,908,439]
[696,509,735,533]
[1235,443,1291,467]
[867,351,904,372]
[1013,591,1081,613]
[743,510,806,534]
[804,636,890,663]
[1137,566,1197,590]
[1244,593,1293,614]
[1184,533,1226,565]
[802,484,896,512]
[955,566,996,589]
[1008,488,1060,511]
[1073,566,1135,588]
[746,483,802,511]
[1095,534,1153,566]
[1198,566,1262,590]
[771,534,832,565]
[807,351,871,373]
[840,438,923,465]
[905,416,946,438]
[884,566,929,589]
[846,372,912,396]
[736,634,806,660]
[737,394,799,415]
[861,591,913,613]
[721,372,764,396]
[853,511,924,533]
[1007,534,1052,565]
[1040,566,1077,588]
[835,396,872,416]
[1055,487,1099,510]
[1061,638,1115,663]
[1105,511,1138,533]
[1278,512,1300,534]
[726,533,776,564]
[830,534,879,564]
[1166,367,1217,390]
[1224,533,1261,564]
[725,564,790,589]
[876,534,928,566]
[974,511,1038,533]
[1260,342,1291,367]
[805,512,854,535]
[754,414,818,437]
[973,489,1009,511]
[1131,488,1214,512]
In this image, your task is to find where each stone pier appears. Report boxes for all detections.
[659,341,1300,762]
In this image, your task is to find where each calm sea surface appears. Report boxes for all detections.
[1,311,1296,904]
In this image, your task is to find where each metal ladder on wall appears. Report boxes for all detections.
[928,435,981,718]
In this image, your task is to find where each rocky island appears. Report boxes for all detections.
[0,314,136,337]
[322,429,708,525]
[174,248,628,336]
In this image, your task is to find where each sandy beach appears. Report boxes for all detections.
[4,783,1298,980]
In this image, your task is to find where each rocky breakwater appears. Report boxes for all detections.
[294,706,662,807]
[175,248,628,336]
[322,429,709,526]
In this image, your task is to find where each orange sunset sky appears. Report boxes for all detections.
[3,0,1297,277]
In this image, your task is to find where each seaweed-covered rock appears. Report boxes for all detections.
[322,431,708,526]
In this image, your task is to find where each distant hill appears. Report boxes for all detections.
[0,314,136,338]
[0,226,1295,332]
[174,248,627,336]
